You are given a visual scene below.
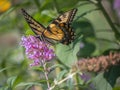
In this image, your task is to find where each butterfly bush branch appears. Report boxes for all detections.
[20,35,55,66]
[42,60,51,90]
[20,35,55,89]
[49,72,77,90]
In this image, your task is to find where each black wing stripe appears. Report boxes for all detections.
[21,8,77,45]
[21,9,46,33]
[68,8,77,23]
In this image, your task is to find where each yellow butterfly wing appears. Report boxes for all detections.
[44,8,77,44]
[21,8,77,45]
[54,8,77,24]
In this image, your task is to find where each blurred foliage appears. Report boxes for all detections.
[0,0,120,90]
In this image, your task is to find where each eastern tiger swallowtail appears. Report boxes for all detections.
[21,8,77,45]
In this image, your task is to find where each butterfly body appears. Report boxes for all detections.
[21,8,77,45]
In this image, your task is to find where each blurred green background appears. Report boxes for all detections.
[0,0,120,90]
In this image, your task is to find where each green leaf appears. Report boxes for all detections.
[25,29,35,35]
[0,87,9,90]
[55,43,80,67]
[93,73,112,90]
[32,66,44,72]
[0,67,9,73]
[6,75,23,89]
[7,76,18,89]
[16,82,41,87]
[104,65,120,87]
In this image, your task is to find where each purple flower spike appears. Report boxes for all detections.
[114,0,120,17]
[20,36,55,66]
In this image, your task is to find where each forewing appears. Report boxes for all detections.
[21,9,46,35]
[53,8,77,24]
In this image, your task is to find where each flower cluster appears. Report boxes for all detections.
[20,36,55,66]
[73,52,120,72]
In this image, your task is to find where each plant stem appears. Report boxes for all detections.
[42,60,51,90]
[50,72,77,90]
[97,1,120,40]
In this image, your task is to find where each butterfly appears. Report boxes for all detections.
[21,8,77,45]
